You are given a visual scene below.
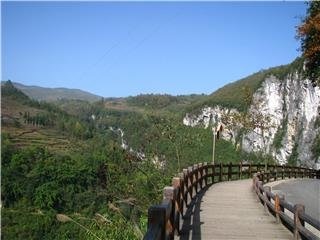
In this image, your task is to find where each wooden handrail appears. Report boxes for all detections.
[253,171,320,240]
[144,163,319,240]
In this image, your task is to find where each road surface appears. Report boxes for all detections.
[271,179,320,221]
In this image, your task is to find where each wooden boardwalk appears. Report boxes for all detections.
[179,179,292,240]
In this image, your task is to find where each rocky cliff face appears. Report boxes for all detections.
[183,73,320,168]
[183,106,239,144]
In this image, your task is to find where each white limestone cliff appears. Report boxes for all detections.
[183,73,320,168]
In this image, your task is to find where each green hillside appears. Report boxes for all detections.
[186,57,304,113]
[1,55,301,239]
[1,81,244,239]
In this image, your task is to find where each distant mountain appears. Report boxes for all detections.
[4,81,103,102]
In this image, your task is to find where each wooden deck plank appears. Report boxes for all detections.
[179,179,292,240]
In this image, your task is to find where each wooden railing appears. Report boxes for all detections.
[253,171,320,240]
[144,162,319,240]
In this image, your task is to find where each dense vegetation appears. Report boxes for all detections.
[2,2,319,237]
[297,1,320,86]
[1,52,314,238]
[1,81,248,239]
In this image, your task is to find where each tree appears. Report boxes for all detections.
[297,1,320,86]
[227,86,274,170]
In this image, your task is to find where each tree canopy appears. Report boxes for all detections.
[298,1,320,86]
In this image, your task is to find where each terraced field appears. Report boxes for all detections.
[2,126,76,152]
[2,95,80,153]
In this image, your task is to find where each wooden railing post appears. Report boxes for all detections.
[219,163,223,182]
[146,205,166,240]
[178,173,184,216]
[188,166,193,199]
[228,162,232,181]
[288,167,291,178]
[198,163,203,189]
[203,162,208,186]
[275,194,283,223]
[193,164,199,193]
[260,171,265,183]
[212,164,215,184]
[293,204,305,240]
[263,186,271,213]
[282,165,285,179]
[307,169,311,178]
[252,172,259,191]
[266,171,270,183]
[172,178,181,235]
[257,180,264,203]
[182,169,188,206]
[163,187,174,240]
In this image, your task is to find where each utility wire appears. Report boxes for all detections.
[77,21,142,81]
[100,9,184,77]
[81,8,185,83]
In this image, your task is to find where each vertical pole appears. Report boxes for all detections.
[188,166,193,199]
[275,194,280,223]
[211,164,214,184]
[228,162,232,181]
[163,187,174,239]
[172,178,181,235]
[294,204,305,240]
[193,164,199,193]
[263,186,271,213]
[183,169,188,206]
[203,162,208,186]
[211,165,216,184]
[266,171,270,183]
[147,206,166,240]
[178,173,184,217]
[289,167,291,178]
[219,162,223,182]
[212,126,216,165]
[198,163,203,189]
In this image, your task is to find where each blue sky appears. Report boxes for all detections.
[2,1,307,97]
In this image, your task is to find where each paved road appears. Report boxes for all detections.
[271,179,320,221]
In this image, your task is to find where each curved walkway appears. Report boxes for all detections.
[179,179,292,240]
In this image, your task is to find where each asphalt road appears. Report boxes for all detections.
[271,179,320,221]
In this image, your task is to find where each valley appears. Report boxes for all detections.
[2,56,319,239]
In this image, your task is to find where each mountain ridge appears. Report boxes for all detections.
[1,81,103,103]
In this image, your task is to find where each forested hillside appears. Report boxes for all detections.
[1,81,245,239]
